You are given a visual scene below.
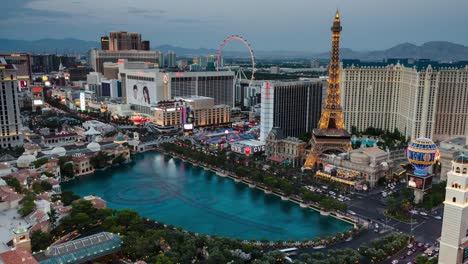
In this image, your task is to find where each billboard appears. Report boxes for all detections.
[80,92,86,111]
[407,173,433,191]
[126,78,157,106]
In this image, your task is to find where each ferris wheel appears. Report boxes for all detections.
[216,35,255,86]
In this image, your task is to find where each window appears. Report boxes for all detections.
[452,197,456,203]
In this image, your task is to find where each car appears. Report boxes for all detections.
[392,260,399,264]
[348,210,356,215]
[420,212,428,216]
[434,247,439,252]
[424,243,431,248]
[434,216,442,220]
[407,244,413,249]
[407,251,413,256]
[418,242,424,247]
[375,223,379,229]
[374,229,379,233]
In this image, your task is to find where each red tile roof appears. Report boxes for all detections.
[268,156,287,163]
[0,249,38,264]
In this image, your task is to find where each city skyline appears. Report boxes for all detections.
[2,0,468,52]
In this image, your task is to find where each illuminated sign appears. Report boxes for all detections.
[18,80,27,91]
[42,75,48,81]
[32,87,43,93]
[175,72,184,77]
[80,92,86,111]
[33,100,43,106]
[183,123,194,130]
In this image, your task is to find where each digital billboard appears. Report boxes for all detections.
[126,78,157,106]
[80,92,86,111]
[407,174,433,191]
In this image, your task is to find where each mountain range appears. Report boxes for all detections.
[1,38,468,61]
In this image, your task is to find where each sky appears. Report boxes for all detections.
[1,0,468,52]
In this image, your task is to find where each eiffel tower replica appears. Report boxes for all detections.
[303,10,352,170]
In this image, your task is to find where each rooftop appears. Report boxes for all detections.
[34,232,122,264]
[342,58,468,71]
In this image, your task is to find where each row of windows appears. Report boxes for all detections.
[127,75,155,82]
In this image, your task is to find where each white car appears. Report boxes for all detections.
[392,260,399,264]
[348,210,356,215]
[420,212,428,216]
[434,216,442,220]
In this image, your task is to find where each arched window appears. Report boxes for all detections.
[463,168,467,175]
[456,167,461,173]
[452,197,456,203]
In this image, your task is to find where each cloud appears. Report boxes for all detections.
[127,7,165,15]
[167,18,214,24]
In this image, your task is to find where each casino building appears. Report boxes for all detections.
[152,96,231,133]
[341,59,468,141]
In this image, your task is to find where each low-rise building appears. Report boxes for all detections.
[41,131,79,147]
[318,147,393,188]
[153,96,231,132]
[0,186,24,211]
[72,154,94,176]
[265,127,306,167]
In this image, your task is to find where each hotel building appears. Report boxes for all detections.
[340,59,468,141]
[0,58,24,148]
[119,60,235,114]
[260,79,323,142]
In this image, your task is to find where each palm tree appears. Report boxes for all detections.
[48,208,58,228]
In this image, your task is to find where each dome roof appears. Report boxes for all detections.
[17,154,36,164]
[453,154,468,164]
[85,126,101,136]
[87,142,101,152]
[51,147,67,157]
[114,134,127,144]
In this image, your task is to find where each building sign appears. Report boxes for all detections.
[231,141,265,155]
[80,92,86,111]
[33,100,43,105]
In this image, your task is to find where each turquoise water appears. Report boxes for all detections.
[63,152,352,241]
[352,139,376,146]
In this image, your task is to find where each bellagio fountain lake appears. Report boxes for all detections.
[63,152,352,241]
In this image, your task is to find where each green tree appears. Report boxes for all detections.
[415,254,431,264]
[31,231,53,252]
[60,190,80,206]
[5,177,23,193]
[18,193,36,216]
[48,208,58,228]
[155,253,173,264]
[61,163,74,178]
[32,157,48,168]
[32,182,43,194]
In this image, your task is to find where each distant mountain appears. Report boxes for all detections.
[313,41,468,61]
[1,38,468,61]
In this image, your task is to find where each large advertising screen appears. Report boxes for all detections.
[407,174,433,191]
[126,78,156,106]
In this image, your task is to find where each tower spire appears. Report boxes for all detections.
[319,8,343,129]
[303,11,351,170]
